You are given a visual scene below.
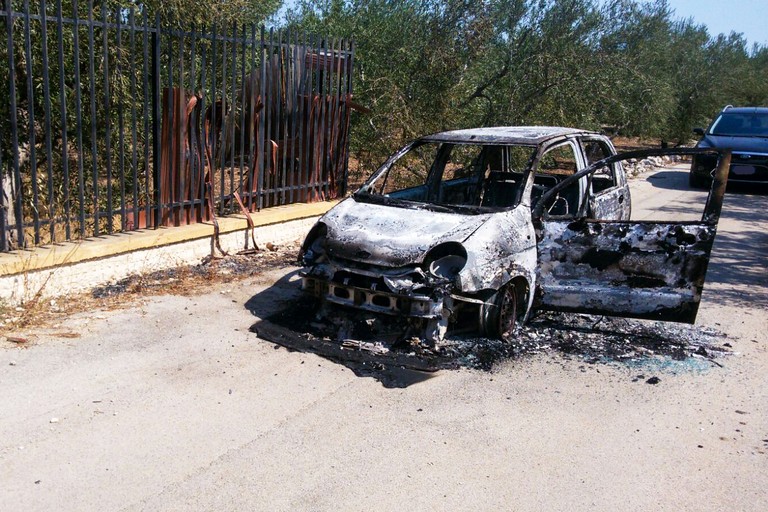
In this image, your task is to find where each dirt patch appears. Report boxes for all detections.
[1,243,300,337]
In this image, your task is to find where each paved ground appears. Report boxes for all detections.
[1,164,766,511]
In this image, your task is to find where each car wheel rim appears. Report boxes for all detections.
[498,285,519,340]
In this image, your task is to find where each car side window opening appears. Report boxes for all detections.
[581,139,617,193]
[535,143,580,217]
[477,145,537,208]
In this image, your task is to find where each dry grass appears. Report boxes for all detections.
[1,242,300,338]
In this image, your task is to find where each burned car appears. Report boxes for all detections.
[298,127,729,345]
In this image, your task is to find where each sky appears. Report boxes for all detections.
[666,0,768,47]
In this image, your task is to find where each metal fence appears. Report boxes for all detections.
[0,0,355,252]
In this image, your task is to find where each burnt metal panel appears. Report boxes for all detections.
[535,150,730,323]
[536,220,717,322]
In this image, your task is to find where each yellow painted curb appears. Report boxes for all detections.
[0,201,337,277]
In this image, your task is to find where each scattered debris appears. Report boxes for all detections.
[49,418,59,424]
[6,336,29,344]
[52,332,81,339]
[255,298,730,377]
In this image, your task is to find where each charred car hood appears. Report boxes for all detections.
[321,198,489,267]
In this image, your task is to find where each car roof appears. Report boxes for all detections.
[720,106,768,115]
[420,126,598,145]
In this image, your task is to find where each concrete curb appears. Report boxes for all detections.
[0,201,336,305]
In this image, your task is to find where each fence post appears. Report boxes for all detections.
[1,162,10,251]
[4,0,22,250]
[151,16,161,228]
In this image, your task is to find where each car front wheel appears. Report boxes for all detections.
[479,283,523,341]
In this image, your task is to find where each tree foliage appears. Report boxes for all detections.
[283,0,768,171]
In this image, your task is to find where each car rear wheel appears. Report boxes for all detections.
[479,283,523,341]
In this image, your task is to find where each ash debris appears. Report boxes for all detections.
[261,300,730,375]
[446,311,730,371]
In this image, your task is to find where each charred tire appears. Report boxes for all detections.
[479,283,523,341]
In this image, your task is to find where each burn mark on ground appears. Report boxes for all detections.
[253,299,729,387]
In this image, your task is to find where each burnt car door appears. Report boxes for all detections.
[532,148,729,323]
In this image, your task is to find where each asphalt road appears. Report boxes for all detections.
[2,164,767,511]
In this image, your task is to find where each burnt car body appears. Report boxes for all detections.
[299,126,729,344]
[690,106,768,188]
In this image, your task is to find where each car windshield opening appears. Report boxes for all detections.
[358,141,537,211]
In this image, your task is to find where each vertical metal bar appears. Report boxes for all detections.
[197,25,208,221]
[55,0,71,239]
[288,31,299,204]
[238,23,246,201]
[219,24,229,210]
[4,0,23,249]
[128,7,138,230]
[151,14,161,228]
[87,0,99,236]
[300,32,312,203]
[342,39,355,197]
[72,0,85,236]
[246,22,256,210]
[331,38,344,197]
[274,28,284,206]
[311,35,323,201]
[177,27,185,223]
[116,8,126,231]
[257,25,266,211]
[331,37,343,198]
[321,37,336,200]
[297,32,308,202]
[228,22,236,208]
[40,0,55,242]
[0,139,5,251]
[326,37,337,199]
[189,23,199,219]
[279,30,289,205]
[101,4,113,233]
[218,25,227,212]
[165,15,174,225]
[265,28,274,205]
[23,0,40,243]
[210,24,218,215]
[320,36,330,200]
[142,8,150,228]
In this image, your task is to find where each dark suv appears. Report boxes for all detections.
[690,106,768,188]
